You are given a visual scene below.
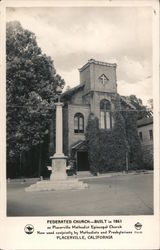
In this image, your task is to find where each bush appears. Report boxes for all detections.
[85,113,99,174]
[86,107,144,172]
[86,111,128,173]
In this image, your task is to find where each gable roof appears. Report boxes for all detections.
[61,83,139,112]
[61,83,85,100]
[137,117,153,127]
[120,96,137,110]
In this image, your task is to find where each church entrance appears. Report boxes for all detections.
[77,151,90,171]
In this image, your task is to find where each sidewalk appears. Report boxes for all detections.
[7,170,153,183]
[77,170,153,180]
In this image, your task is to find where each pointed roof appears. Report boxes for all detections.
[137,117,153,127]
[120,96,136,110]
[61,83,85,100]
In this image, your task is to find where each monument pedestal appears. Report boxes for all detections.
[50,154,67,181]
[25,99,88,192]
[25,154,88,192]
[25,151,88,192]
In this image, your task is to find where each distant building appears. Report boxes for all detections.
[137,117,153,168]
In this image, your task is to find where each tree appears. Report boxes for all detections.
[121,95,150,169]
[65,85,71,91]
[122,110,143,169]
[147,98,153,112]
[123,95,153,119]
[6,21,65,176]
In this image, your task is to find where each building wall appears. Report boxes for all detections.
[90,63,117,93]
[62,60,154,172]
[80,60,117,96]
[90,91,117,120]
[138,123,153,146]
[138,123,153,167]
[80,65,91,94]
[66,92,118,154]
[70,89,84,104]
[65,60,119,156]
[67,104,90,154]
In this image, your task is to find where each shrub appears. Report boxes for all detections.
[86,111,128,173]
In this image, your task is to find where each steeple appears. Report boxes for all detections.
[79,59,117,95]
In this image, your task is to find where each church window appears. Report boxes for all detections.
[100,99,112,129]
[99,74,109,85]
[74,113,84,133]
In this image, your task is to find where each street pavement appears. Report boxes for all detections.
[7,172,153,216]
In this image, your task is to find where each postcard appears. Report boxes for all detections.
[0,0,159,249]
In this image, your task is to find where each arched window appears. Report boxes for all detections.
[74,113,84,133]
[100,99,113,129]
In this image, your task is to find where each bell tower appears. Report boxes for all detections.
[79,59,117,117]
[79,59,117,95]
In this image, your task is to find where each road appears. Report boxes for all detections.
[7,172,153,216]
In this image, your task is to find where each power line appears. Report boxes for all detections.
[7,105,55,110]
[6,105,153,112]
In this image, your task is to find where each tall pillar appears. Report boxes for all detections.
[55,103,64,156]
[25,84,88,191]
[50,102,67,180]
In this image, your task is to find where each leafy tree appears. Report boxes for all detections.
[6,21,64,176]
[147,98,153,112]
[122,95,153,119]
[122,110,143,169]
[65,85,71,91]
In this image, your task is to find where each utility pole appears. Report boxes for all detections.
[126,151,129,173]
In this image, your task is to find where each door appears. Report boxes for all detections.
[77,151,90,171]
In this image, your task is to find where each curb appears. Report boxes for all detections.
[7,170,153,183]
[77,170,153,180]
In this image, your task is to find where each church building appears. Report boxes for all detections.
[61,59,135,172]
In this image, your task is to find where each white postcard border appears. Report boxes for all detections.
[0,0,159,249]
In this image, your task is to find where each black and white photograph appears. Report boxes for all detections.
[0,0,159,249]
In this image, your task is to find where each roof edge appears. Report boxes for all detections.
[61,83,85,99]
[137,117,153,127]
[120,96,136,110]
[79,59,117,72]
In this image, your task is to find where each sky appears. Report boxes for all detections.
[6,7,152,105]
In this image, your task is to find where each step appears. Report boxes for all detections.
[25,178,88,192]
[76,171,93,177]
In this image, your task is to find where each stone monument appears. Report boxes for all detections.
[25,86,87,191]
